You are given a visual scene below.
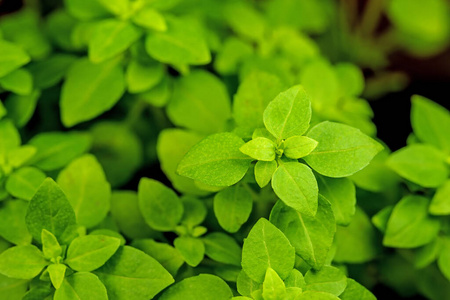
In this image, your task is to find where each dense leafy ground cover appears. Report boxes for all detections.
[0,0,449,299]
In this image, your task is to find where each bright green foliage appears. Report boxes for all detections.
[203,232,242,267]
[94,246,174,300]
[240,137,276,161]
[60,58,125,127]
[159,274,232,300]
[0,40,30,78]
[177,132,252,187]
[304,266,347,296]
[262,268,286,300]
[174,236,204,267]
[5,167,46,200]
[4,90,40,127]
[138,178,183,231]
[387,144,448,187]
[305,122,383,177]
[126,59,164,94]
[284,136,318,159]
[384,195,441,248]
[25,178,77,243]
[411,95,450,153]
[214,185,252,233]
[429,179,450,215]
[132,7,166,31]
[57,154,111,228]
[47,263,66,289]
[0,68,33,95]
[167,70,230,134]
[0,200,31,245]
[263,85,311,141]
[271,162,318,217]
[241,218,295,283]
[255,160,278,188]
[340,279,376,300]
[438,237,450,281]
[65,235,121,271]
[41,229,62,260]
[54,272,108,300]
[0,245,48,279]
[270,197,335,270]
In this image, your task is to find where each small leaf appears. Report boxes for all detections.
[126,59,164,94]
[305,266,347,296]
[237,270,262,297]
[97,0,130,16]
[284,136,318,159]
[0,68,33,95]
[132,7,167,31]
[437,237,450,281]
[57,154,111,228]
[25,178,77,243]
[242,218,295,283]
[270,197,335,270]
[89,19,142,63]
[429,179,450,215]
[0,245,48,279]
[54,272,108,300]
[180,196,207,228]
[304,121,383,177]
[339,279,376,300]
[174,236,204,267]
[0,40,30,78]
[255,160,277,188]
[203,232,242,266]
[138,178,183,231]
[47,264,66,289]
[0,199,32,245]
[94,246,174,300]
[214,185,253,233]
[177,132,252,187]
[271,162,318,216]
[65,235,121,272]
[4,90,40,127]
[262,268,286,300]
[60,58,125,127]
[387,144,448,188]
[159,274,232,300]
[285,269,306,288]
[240,137,276,161]
[384,195,441,248]
[41,229,62,260]
[263,85,312,140]
[5,167,46,201]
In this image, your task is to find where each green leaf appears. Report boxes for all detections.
[384,195,441,248]
[263,85,312,140]
[110,191,157,240]
[414,238,441,269]
[0,274,28,299]
[180,196,207,228]
[6,145,36,168]
[27,54,77,89]
[262,268,286,300]
[270,197,335,270]
[214,185,253,233]
[0,40,30,78]
[304,121,383,177]
[371,206,394,233]
[284,136,318,159]
[174,236,204,267]
[0,119,20,159]
[41,229,62,260]
[316,175,356,226]
[159,274,232,300]
[25,178,77,243]
[126,59,164,93]
[305,266,347,296]
[138,178,183,231]
[224,1,266,41]
[255,160,277,188]
[411,95,450,153]
[177,132,252,187]
[242,218,295,283]
[0,68,33,95]
[4,90,40,127]
[65,235,121,272]
[334,207,378,263]
[214,37,253,75]
[132,7,167,31]
[240,137,276,161]
[285,269,306,288]
[97,0,130,16]
[145,16,210,66]
[57,154,111,228]
[60,58,125,127]
[64,0,109,20]
[131,239,184,276]
[167,70,230,134]
[203,232,241,266]
[437,237,450,281]
[0,200,31,245]
[89,19,142,63]
[294,291,341,300]
[334,63,365,97]
[339,279,376,300]
[54,272,108,300]
[139,75,171,107]
[94,246,174,300]
[233,71,286,130]
[28,132,91,171]
[237,270,262,297]
[429,179,450,215]
[47,264,66,289]
[5,167,45,201]
[387,144,448,188]
[0,245,48,279]
[271,162,318,216]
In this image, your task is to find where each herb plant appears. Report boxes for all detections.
[0,0,449,299]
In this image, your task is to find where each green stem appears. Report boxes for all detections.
[358,0,384,37]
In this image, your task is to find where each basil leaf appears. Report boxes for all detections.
[174,236,204,267]
[41,229,62,260]
[0,199,31,245]
[284,136,318,159]
[0,40,30,78]
[339,278,376,300]
[5,167,46,201]
[240,137,276,161]
[429,179,450,215]
[203,232,242,267]
[262,268,286,300]
[0,245,48,279]
[305,266,347,296]
[254,160,277,188]
[47,264,66,289]
[54,272,108,300]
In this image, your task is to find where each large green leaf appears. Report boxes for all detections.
[0,40,30,78]
[0,245,47,279]
[54,272,108,300]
